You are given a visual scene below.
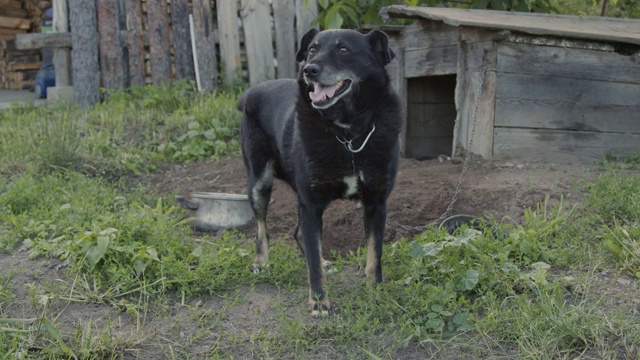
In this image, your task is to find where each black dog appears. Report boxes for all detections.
[237,29,402,315]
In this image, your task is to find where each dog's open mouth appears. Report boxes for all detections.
[308,80,352,109]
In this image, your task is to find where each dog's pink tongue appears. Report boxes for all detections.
[309,83,339,102]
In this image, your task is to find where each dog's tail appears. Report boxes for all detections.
[236,93,247,112]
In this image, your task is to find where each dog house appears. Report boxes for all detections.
[381,6,640,160]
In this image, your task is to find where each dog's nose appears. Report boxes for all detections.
[303,63,320,77]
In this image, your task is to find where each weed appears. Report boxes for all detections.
[602,226,640,278]
[601,149,640,170]
[585,172,640,225]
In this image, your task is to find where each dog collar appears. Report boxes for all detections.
[336,123,376,153]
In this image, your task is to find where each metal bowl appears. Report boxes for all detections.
[176,192,253,231]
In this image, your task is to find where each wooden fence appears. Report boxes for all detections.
[13,0,319,106]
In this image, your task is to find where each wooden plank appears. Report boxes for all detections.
[15,33,71,49]
[273,0,297,79]
[0,0,22,9]
[387,38,407,157]
[453,34,498,158]
[7,61,41,71]
[296,0,318,42]
[493,127,640,159]
[241,0,274,86]
[401,20,459,49]
[382,6,640,46]
[0,28,26,38]
[170,0,194,81]
[0,16,31,30]
[52,0,71,87]
[192,0,217,91]
[123,0,145,87]
[404,45,457,77]
[216,0,241,86]
[69,0,100,106]
[147,0,171,84]
[495,98,640,134]
[96,0,124,89]
[0,7,28,18]
[498,42,640,84]
[0,0,22,10]
[495,72,640,106]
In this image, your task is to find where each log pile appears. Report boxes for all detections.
[0,0,50,90]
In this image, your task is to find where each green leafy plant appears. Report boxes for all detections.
[157,119,240,163]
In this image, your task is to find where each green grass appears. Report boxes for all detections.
[0,80,241,177]
[0,84,639,358]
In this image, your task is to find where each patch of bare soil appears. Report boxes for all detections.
[140,153,598,258]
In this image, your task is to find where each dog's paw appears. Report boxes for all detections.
[250,263,269,274]
[310,303,331,317]
[323,260,336,274]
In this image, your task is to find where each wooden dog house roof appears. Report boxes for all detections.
[380,6,640,45]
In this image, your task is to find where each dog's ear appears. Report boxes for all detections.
[366,29,395,66]
[296,29,320,62]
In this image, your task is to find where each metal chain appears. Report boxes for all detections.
[387,63,487,233]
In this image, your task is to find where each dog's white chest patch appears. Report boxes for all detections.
[343,171,365,197]
[343,175,359,197]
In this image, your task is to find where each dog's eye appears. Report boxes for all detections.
[308,47,317,56]
[338,47,349,55]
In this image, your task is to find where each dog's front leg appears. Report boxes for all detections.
[294,214,332,271]
[299,201,330,316]
[363,202,386,283]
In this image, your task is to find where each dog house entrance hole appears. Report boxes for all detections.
[405,74,457,160]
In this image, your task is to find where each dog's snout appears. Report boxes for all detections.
[303,63,320,78]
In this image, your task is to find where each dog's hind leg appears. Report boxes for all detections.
[246,160,275,272]
[363,202,386,283]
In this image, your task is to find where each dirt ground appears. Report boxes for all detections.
[142,151,599,258]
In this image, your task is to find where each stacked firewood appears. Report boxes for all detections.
[0,0,50,90]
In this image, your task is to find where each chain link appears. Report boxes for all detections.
[387,63,487,233]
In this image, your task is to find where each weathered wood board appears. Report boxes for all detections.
[15,33,71,49]
[171,0,195,81]
[495,98,640,134]
[241,0,274,86]
[273,0,297,79]
[192,0,217,91]
[147,0,171,85]
[402,21,458,77]
[69,0,100,106]
[494,128,640,158]
[497,43,640,84]
[295,0,318,47]
[495,73,640,107]
[123,0,145,87]
[52,0,71,87]
[217,0,241,86]
[454,32,498,158]
[382,6,640,45]
[96,0,124,89]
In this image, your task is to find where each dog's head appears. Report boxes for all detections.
[296,29,395,110]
